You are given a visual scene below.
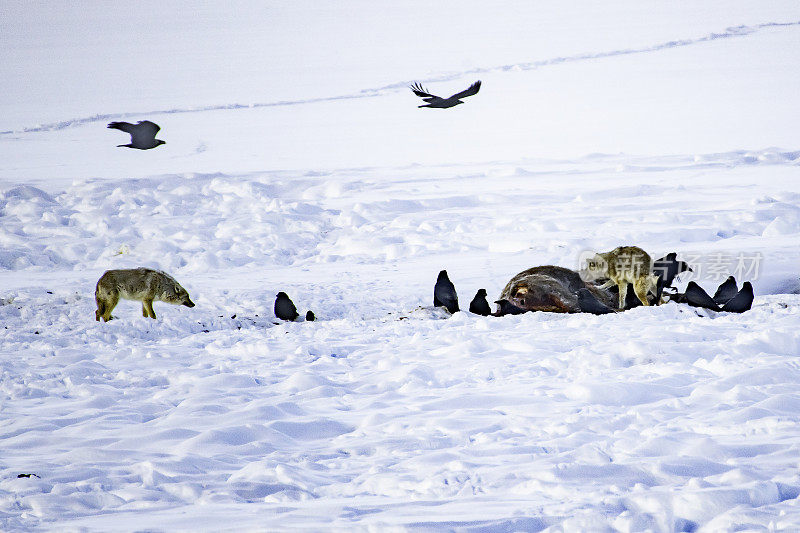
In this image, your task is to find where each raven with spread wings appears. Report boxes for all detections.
[107,120,165,150]
[409,80,481,108]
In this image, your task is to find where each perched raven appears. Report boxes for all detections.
[712,276,738,305]
[676,278,754,313]
[577,288,615,315]
[720,282,754,313]
[493,298,528,316]
[410,80,481,108]
[469,288,491,316]
[274,292,299,321]
[682,282,721,311]
[653,252,692,300]
[108,120,165,150]
[433,270,459,313]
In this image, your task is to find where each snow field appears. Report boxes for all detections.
[2,1,800,529]
[2,149,800,530]
[1,149,798,286]
[3,285,800,530]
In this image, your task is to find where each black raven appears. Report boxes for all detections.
[410,80,481,108]
[274,292,299,321]
[493,299,528,316]
[433,270,459,313]
[720,282,754,313]
[653,252,692,301]
[108,120,165,150]
[469,289,491,316]
[712,276,738,305]
[577,288,615,315]
[683,282,721,311]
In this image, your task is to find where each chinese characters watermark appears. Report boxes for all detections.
[577,250,762,281]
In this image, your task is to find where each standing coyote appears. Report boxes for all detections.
[582,246,658,309]
[95,268,195,321]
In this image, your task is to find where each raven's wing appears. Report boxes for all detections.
[128,121,160,145]
[720,282,753,313]
[683,282,721,311]
[449,80,481,100]
[712,276,738,305]
[135,121,160,139]
[107,121,137,134]
[137,120,160,135]
[410,82,444,103]
[108,120,160,144]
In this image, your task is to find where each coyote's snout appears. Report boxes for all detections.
[95,268,194,322]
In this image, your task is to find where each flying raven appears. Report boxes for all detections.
[108,120,165,150]
[410,80,481,108]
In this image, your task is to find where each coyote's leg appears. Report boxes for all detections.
[634,278,652,306]
[101,292,119,322]
[95,297,105,321]
[598,280,615,290]
[143,299,156,319]
[617,282,628,309]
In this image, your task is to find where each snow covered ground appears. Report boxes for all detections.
[2,2,800,531]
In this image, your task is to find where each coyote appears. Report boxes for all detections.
[95,268,195,321]
[582,246,658,309]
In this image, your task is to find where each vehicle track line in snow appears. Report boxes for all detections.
[1,21,797,136]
